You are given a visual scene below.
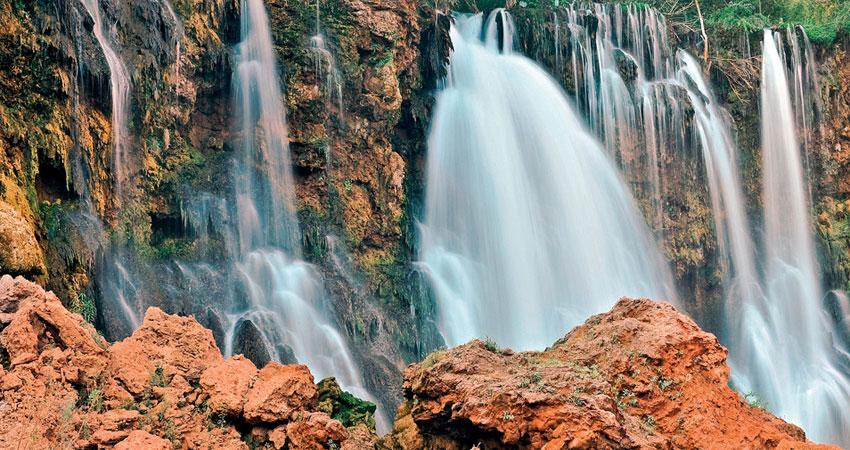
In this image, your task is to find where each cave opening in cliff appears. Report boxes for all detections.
[35,158,74,203]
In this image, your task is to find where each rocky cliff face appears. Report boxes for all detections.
[0,276,839,449]
[0,0,450,414]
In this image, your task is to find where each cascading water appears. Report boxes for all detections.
[676,53,762,324]
[161,0,183,96]
[419,10,676,351]
[310,0,344,120]
[554,6,850,443]
[77,0,142,334]
[78,0,131,202]
[230,0,384,430]
[724,30,850,446]
[561,3,689,231]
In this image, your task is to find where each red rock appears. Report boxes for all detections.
[115,430,173,449]
[200,354,258,416]
[269,425,288,449]
[284,412,348,450]
[0,276,106,384]
[387,298,843,450]
[243,363,319,424]
[108,307,222,395]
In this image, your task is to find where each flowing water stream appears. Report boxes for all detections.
[78,0,131,203]
[77,0,141,333]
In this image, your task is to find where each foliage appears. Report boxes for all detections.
[743,391,768,410]
[707,0,772,33]
[629,0,850,45]
[483,337,499,352]
[70,293,96,324]
[317,377,378,431]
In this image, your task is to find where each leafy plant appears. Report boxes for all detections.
[70,293,96,324]
[743,391,768,410]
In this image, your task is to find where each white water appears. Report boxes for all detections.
[676,53,762,324]
[723,30,850,446]
[78,0,141,334]
[310,0,344,120]
[78,0,131,204]
[563,3,685,230]
[231,0,383,431]
[419,11,676,351]
[160,0,183,95]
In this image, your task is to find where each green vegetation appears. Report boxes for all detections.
[641,414,657,435]
[705,0,850,44]
[318,377,378,431]
[483,337,499,352]
[70,293,96,325]
[743,391,768,410]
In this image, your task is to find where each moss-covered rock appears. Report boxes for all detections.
[318,376,378,431]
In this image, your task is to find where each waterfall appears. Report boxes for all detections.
[229,0,385,431]
[78,0,131,204]
[676,53,761,325]
[77,0,142,334]
[724,30,850,446]
[310,0,344,121]
[419,10,676,351]
[161,0,183,96]
[562,3,686,230]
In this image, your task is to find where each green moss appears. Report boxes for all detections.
[317,377,377,431]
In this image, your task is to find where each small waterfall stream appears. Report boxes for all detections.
[419,10,676,351]
[78,0,131,203]
[77,0,141,333]
[230,0,384,430]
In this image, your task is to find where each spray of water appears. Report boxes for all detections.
[723,30,850,446]
[419,10,676,351]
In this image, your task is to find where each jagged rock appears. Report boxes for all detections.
[284,411,348,449]
[0,275,106,383]
[107,306,221,395]
[232,318,272,368]
[384,297,842,450]
[0,278,365,449]
[115,430,173,449]
[243,362,320,424]
[200,354,258,416]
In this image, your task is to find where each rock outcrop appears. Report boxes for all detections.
[0,275,378,449]
[383,297,841,450]
[0,274,841,449]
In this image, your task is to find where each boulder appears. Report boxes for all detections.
[386,297,843,450]
[243,363,319,424]
[115,430,173,450]
[200,354,258,416]
[108,307,222,395]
